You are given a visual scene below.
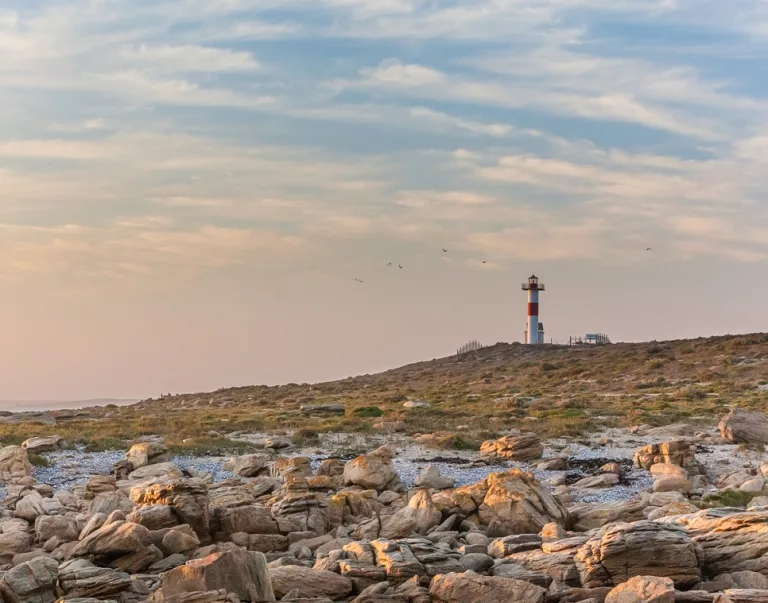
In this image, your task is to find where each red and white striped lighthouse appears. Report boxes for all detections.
[522,275,545,345]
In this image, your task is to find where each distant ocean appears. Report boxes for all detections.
[0,399,140,412]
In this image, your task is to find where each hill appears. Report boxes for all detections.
[1,333,766,453]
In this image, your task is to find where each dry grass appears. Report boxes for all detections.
[1,333,767,453]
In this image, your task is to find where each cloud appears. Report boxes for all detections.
[120,44,261,72]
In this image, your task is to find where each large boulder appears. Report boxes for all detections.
[21,435,66,453]
[575,520,700,589]
[477,470,570,536]
[0,445,33,479]
[126,441,169,470]
[131,478,211,543]
[719,408,768,444]
[480,435,544,462]
[429,570,547,603]
[35,515,79,543]
[129,462,184,481]
[605,576,675,603]
[269,565,352,600]
[223,455,270,478]
[0,556,59,603]
[0,519,32,564]
[149,591,241,603]
[152,549,274,602]
[58,559,132,599]
[67,521,161,573]
[692,511,768,576]
[569,500,647,531]
[414,466,454,490]
[343,446,399,490]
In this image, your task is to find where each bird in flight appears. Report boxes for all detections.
[646,247,653,251]
[482,261,487,264]
[398,264,403,269]
[442,248,448,253]
[354,278,364,283]
[387,262,392,266]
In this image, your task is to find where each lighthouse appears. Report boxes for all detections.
[522,275,545,344]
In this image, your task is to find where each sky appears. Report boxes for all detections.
[1,0,767,400]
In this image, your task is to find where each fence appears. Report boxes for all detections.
[457,340,485,356]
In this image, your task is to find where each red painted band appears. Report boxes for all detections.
[528,303,539,316]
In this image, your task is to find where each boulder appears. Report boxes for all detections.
[634,441,696,470]
[693,512,768,576]
[653,476,693,493]
[15,491,64,522]
[414,466,454,490]
[58,559,132,599]
[343,447,398,491]
[216,505,279,536]
[573,474,620,489]
[89,492,134,516]
[480,435,544,462]
[153,549,274,602]
[0,555,59,603]
[0,445,33,478]
[477,470,570,536]
[0,520,32,564]
[36,515,79,543]
[129,462,184,480]
[575,520,700,588]
[429,570,547,603]
[396,490,441,534]
[22,435,66,453]
[719,408,768,444]
[605,576,675,603]
[131,478,211,543]
[569,500,647,531]
[269,565,352,600]
[149,590,241,603]
[126,441,169,470]
[223,455,270,478]
[67,521,159,572]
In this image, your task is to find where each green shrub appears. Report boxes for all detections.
[351,406,385,418]
[28,453,54,468]
[701,490,760,509]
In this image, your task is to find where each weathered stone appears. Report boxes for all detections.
[269,565,352,600]
[344,448,398,491]
[574,474,620,489]
[480,435,544,462]
[576,521,700,589]
[477,470,570,536]
[36,515,79,543]
[634,441,696,471]
[414,466,454,490]
[0,445,33,479]
[429,570,547,603]
[719,408,768,444]
[131,479,211,543]
[126,441,169,470]
[0,555,58,603]
[22,435,66,453]
[153,549,274,602]
[58,558,132,599]
[569,500,647,531]
[223,455,271,478]
[605,576,675,603]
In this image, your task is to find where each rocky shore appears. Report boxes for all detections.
[0,408,767,602]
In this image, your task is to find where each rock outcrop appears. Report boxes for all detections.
[575,521,701,589]
[719,408,768,444]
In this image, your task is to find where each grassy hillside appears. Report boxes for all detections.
[2,333,767,453]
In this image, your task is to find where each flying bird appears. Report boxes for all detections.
[354,278,364,283]
[482,261,487,264]
[646,247,653,251]
[387,262,392,266]
[398,264,403,269]
[442,248,448,253]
